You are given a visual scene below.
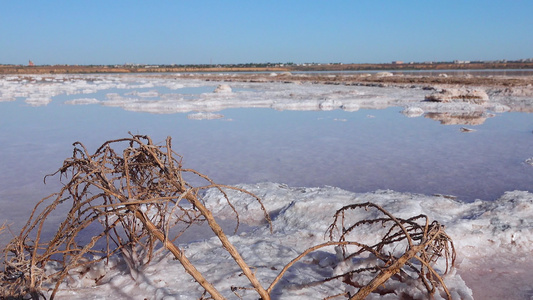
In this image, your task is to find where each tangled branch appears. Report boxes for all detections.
[267,202,455,299]
[0,134,456,300]
[0,133,271,299]
[329,202,455,299]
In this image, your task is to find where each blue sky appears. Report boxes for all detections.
[1,1,532,65]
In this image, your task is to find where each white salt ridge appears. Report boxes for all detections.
[0,75,198,109]
[0,74,426,112]
[47,183,533,299]
[187,112,225,120]
[525,158,533,166]
[213,84,232,93]
[487,103,511,112]
[375,72,394,77]
[401,106,424,117]
[25,95,53,106]
[1,74,531,115]
[125,90,160,98]
[65,98,100,105]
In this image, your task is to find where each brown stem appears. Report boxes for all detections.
[350,244,425,300]
[133,210,226,300]
[184,192,270,300]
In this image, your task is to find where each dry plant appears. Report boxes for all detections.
[0,133,456,300]
[0,133,271,300]
[267,202,456,299]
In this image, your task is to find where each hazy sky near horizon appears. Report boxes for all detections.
[1,1,532,65]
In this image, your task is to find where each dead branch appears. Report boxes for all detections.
[332,202,455,299]
[268,202,456,299]
[0,133,271,300]
[0,134,456,300]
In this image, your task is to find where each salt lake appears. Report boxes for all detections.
[1,73,533,299]
[1,74,531,225]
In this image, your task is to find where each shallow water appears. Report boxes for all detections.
[0,77,532,229]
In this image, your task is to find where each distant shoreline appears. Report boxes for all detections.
[1,62,533,75]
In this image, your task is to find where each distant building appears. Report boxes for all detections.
[453,60,470,64]
[392,61,403,65]
[28,60,34,66]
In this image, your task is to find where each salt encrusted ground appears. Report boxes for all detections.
[1,72,532,115]
[47,184,533,299]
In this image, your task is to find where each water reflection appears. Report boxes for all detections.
[424,112,489,125]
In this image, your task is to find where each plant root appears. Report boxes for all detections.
[0,134,271,299]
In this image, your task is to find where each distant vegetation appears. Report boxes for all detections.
[1,60,533,75]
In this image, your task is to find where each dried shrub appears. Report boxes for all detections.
[0,134,456,300]
[267,202,456,299]
[0,134,271,300]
